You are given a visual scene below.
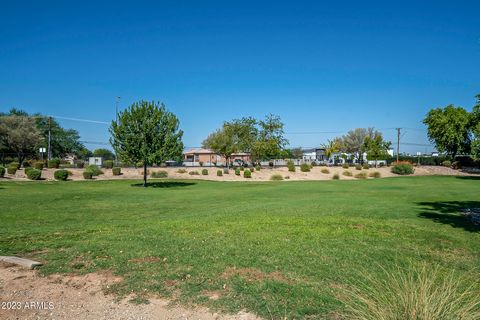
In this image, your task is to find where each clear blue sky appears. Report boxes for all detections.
[1,1,479,153]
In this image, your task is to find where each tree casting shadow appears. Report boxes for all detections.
[131,181,196,188]
[417,201,480,232]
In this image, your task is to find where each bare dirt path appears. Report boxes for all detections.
[0,262,259,320]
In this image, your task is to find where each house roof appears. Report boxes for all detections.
[183,148,216,155]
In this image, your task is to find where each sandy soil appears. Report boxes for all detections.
[2,165,477,182]
[0,262,259,320]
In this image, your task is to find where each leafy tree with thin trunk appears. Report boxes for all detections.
[109,101,184,187]
[252,114,288,161]
[471,95,480,159]
[0,115,44,165]
[423,105,471,159]
[203,117,257,167]
[364,132,391,167]
[341,128,378,164]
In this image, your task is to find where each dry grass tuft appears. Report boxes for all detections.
[338,263,480,320]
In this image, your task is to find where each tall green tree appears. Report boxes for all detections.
[1,109,85,159]
[423,105,471,159]
[202,117,257,167]
[252,114,288,161]
[110,101,184,187]
[0,115,44,164]
[35,116,85,158]
[470,95,480,159]
[341,128,378,163]
[93,148,115,160]
[364,132,391,167]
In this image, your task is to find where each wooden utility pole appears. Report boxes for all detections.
[396,128,401,162]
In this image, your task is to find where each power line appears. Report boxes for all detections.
[49,115,110,125]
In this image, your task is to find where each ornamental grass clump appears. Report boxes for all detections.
[321,168,330,174]
[338,263,480,320]
[112,167,122,176]
[300,163,310,172]
[343,170,353,177]
[151,170,168,178]
[202,169,208,175]
[217,170,223,176]
[244,169,251,178]
[287,160,295,172]
[270,174,283,181]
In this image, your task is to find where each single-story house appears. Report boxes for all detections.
[183,148,251,166]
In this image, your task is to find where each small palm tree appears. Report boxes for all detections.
[322,139,342,164]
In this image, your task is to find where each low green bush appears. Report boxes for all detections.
[34,161,44,170]
[26,168,42,180]
[48,159,60,168]
[112,167,122,175]
[369,171,381,178]
[7,166,16,175]
[343,170,353,177]
[442,160,452,167]
[235,168,241,175]
[83,170,93,179]
[244,169,251,178]
[287,160,295,172]
[284,176,290,179]
[270,174,283,181]
[255,165,261,171]
[189,171,199,175]
[9,162,20,170]
[151,170,168,178]
[24,167,33,175]
[321,168,330,174]
[355,164,362,170]
[103,160,114,169]
[332,173,340,180]
[391,163,414,175]
[86,165,103,176]
[0,166,4,177]
[300,163,310,172]
[311,162,317,167]
[223,168,229,174]
[342,163,349,169]
[176,168,187,174]
[354,172,368,179]
[202,169,208,175]
[54,169,69,181]
[217,170,223,176]
[362,163,370,169]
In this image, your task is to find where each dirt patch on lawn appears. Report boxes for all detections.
[221,267,292,284]
[0,262,259,320]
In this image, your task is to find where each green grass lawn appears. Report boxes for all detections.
[1,176,479,318]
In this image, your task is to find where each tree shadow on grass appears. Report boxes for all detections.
[455,176,480,181]
[131,181,196,188]
[417,201,480,232]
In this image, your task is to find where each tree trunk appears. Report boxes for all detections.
[143,161,147,187]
